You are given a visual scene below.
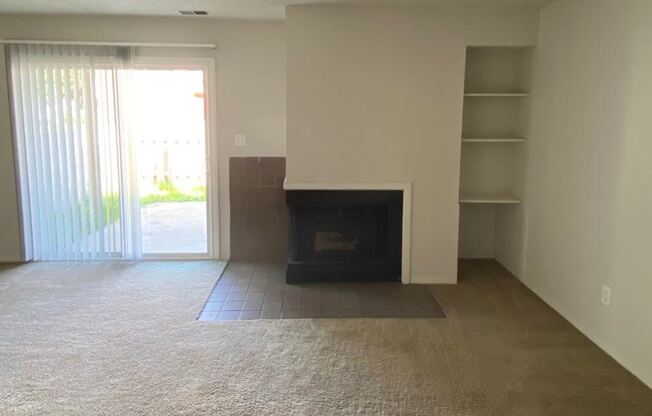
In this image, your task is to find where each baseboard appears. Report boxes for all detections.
[410,275,457,285]
[519,278,652,389]
[0,256,24,263]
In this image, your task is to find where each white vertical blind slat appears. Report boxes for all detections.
[97,69,110,256]
[51,55,73,259]
[85,63,101,259]
[60,51,81,259]
[25,46,49,259]
[34,46,58,259]
[105,69,118,256]
[116,65,140,258]
[9,46,33,260]
[70,57,90,259]
[40,54,56,257]
[43,52,66,258]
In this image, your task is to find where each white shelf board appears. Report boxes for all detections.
[462,138,525,143]
[464,92,529,97]
[459,193,523,204]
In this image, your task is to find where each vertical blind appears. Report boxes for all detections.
[7,44,142,260]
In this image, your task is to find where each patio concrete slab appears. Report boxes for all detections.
[141,201,207,254]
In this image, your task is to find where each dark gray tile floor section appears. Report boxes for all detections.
[198,262,445,321]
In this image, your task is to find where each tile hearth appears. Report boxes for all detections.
[198,262,445,321]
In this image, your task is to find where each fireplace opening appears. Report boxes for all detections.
[315,231,359,252]
[286,190,402,283]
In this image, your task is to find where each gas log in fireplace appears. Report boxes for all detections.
[286,190,402,283]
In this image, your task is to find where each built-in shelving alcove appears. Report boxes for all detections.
[458,46,533,276]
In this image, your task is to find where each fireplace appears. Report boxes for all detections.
[286,190,402,283]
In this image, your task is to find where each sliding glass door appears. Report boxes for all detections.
[7,44,214,260]
[130,62,211,258]
[8,44,139,260]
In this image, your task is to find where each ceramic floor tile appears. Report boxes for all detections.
[216,310,240,321]
[203,301,222,312]
[259,309,282,319]
[239,310,261,320]
[199,263,446,321]
[198,311,218,321]
[222,301,244,311]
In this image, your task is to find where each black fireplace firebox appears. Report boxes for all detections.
[286,190,402,283]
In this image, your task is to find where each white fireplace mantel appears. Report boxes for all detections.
[283,180,412,284]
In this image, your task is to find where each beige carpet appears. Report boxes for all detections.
[1,260,651,415]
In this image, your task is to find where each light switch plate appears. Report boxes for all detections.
[234,134,246,146]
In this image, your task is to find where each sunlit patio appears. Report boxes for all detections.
[141,201,207,255]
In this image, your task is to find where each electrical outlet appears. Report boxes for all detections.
[234,134,246,146]
[601,286,611,306]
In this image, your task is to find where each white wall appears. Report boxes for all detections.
[0,46,19,261]
[525,0,652,387]
[0,14,287,261]
[458,205,495,259]
[286,4,539,283]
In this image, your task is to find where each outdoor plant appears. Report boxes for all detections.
[139,179,206,207]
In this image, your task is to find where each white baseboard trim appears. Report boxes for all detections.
[283,180,412,284]
[410,276,457,285]
[0,256,24,263]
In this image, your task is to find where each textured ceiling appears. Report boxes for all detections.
[0,0,557,20]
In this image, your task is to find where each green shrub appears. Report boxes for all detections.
[139,179,206,207]
[53,179,206,241]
